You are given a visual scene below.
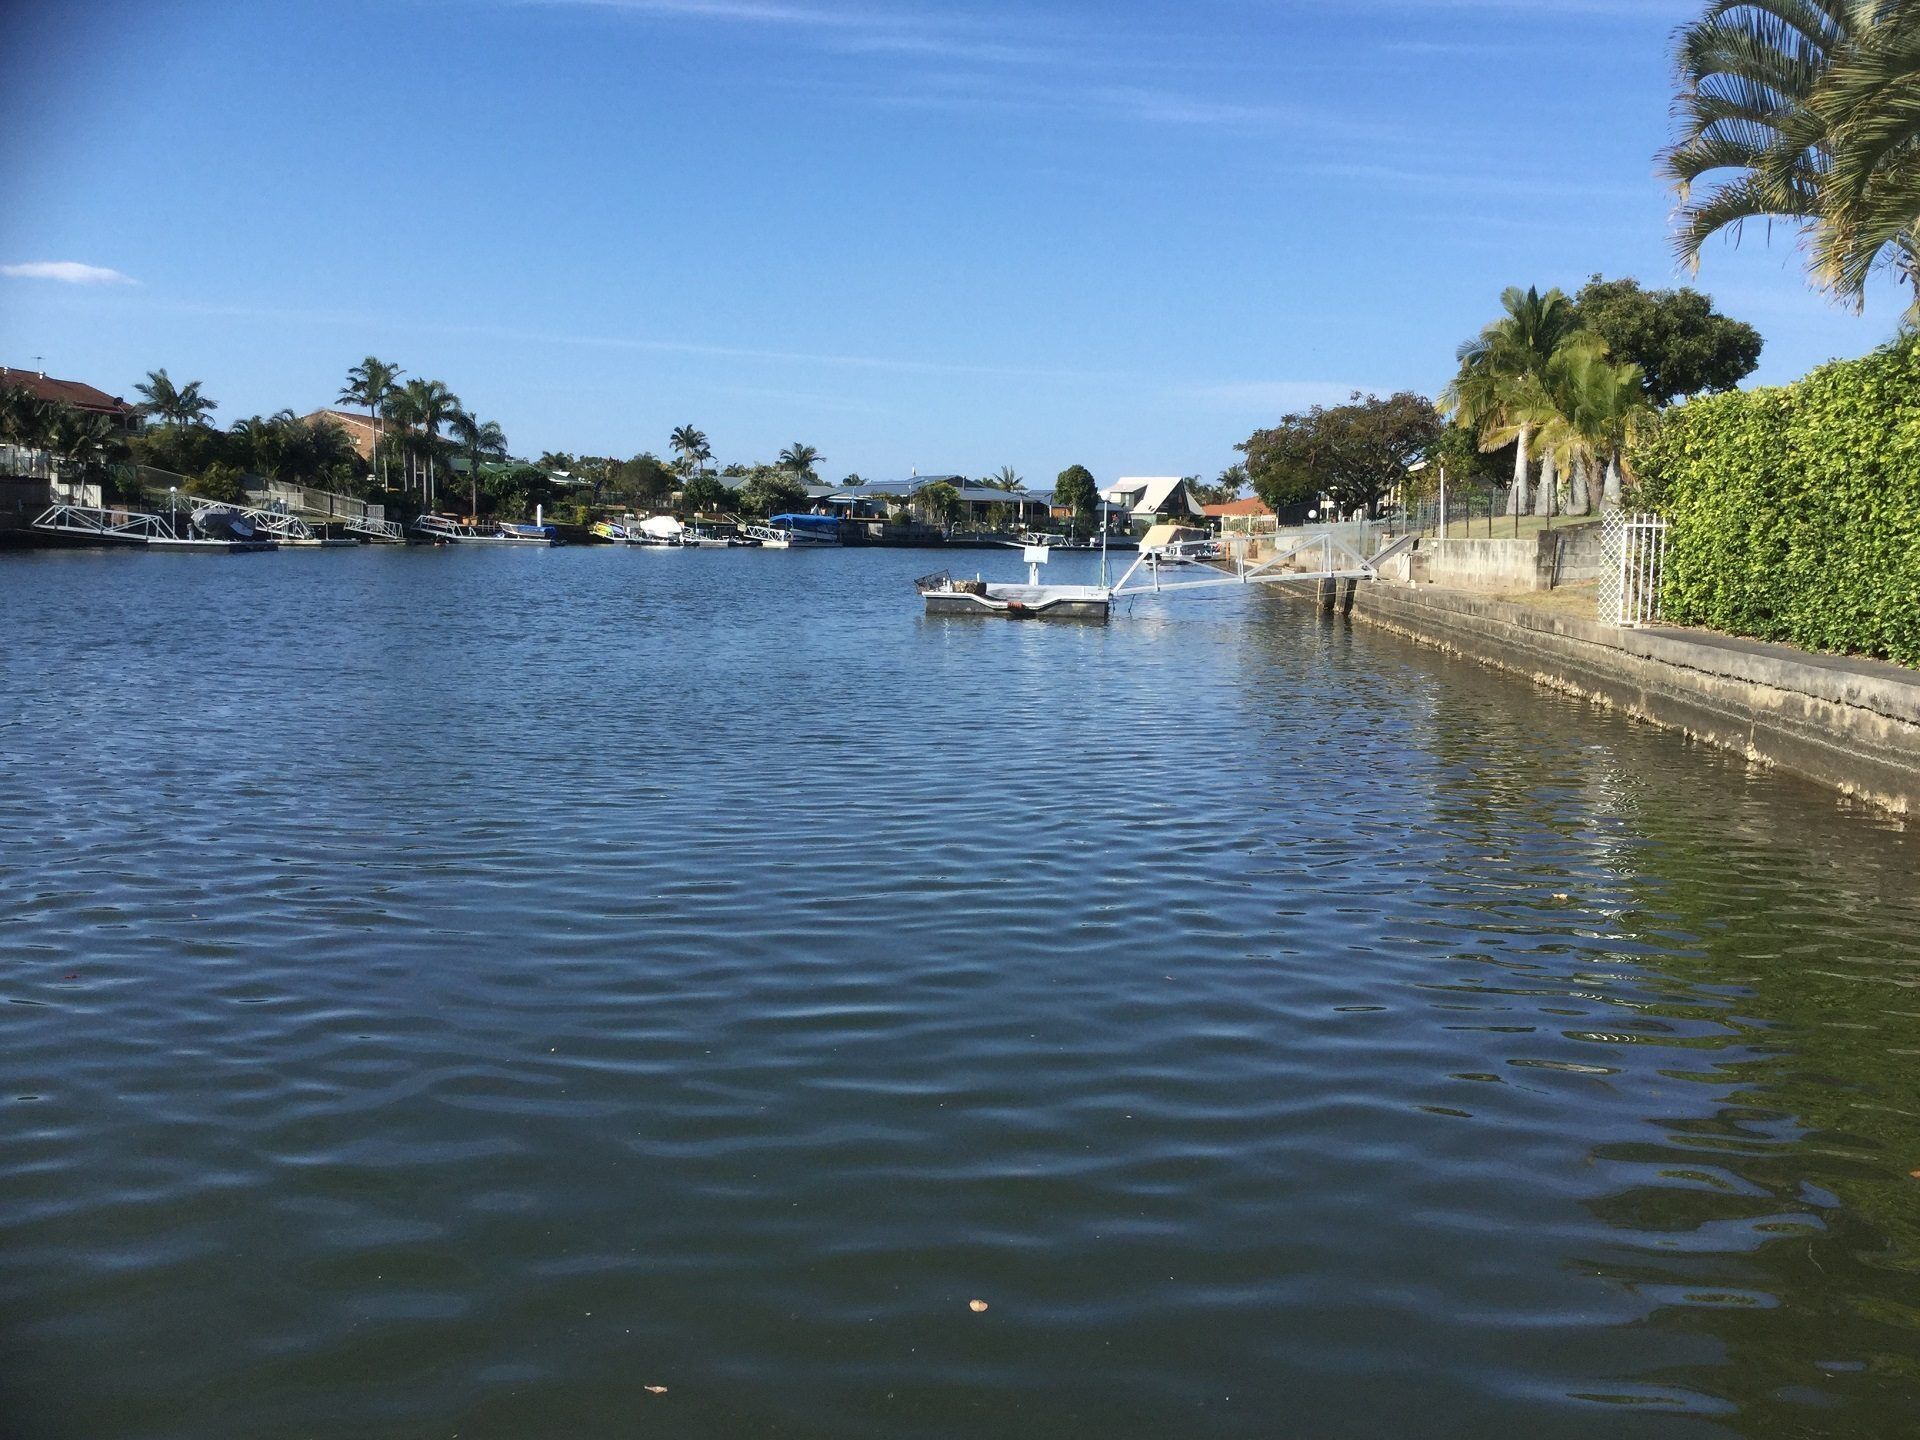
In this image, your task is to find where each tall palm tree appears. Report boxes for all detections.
[1442,286,1584,515]
[778,442,822,480]
[448,410,509,518]
[670,425,710,478]
[981,466,1024,491]
[1664,0,1920,316]
[1804,3,1920,316]
[392,378,460,504]
[339,357,403,491]
[134,369,217,429]
[1536,347,1650,515]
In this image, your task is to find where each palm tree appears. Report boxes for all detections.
[778,443,822,480]
[1664,0,1920,318]
[134,369,217,429]
[47,406,124,496]
[981,466,1023,491]
[392,378,460,504]
[448,410,509,518]
[918,480,961,529]
[1536,347,1649,516]
[1442,286,1585,516]
[1804,5,1920,316]
[339,357,402,491]
[670,425,710,478]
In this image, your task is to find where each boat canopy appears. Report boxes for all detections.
[637,515,684,539]
[768,513,842,535]
[1139,522,1210,550]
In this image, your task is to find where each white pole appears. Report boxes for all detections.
[1438,465,1447,548]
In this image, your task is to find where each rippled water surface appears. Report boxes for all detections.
[3,544,1919,1439]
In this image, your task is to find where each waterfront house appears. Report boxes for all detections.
[300,408,382,461]
[0,365,143,434]
[1101,476,1205,530]
[1203,496,1276,535]
[817,476,1052,531]
[1,365,142,514]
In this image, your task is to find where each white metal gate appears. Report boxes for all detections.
[1598,508,1668,628]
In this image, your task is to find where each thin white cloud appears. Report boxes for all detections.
[1,260,136,286]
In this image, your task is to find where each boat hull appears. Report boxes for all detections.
[922,583,1110,621]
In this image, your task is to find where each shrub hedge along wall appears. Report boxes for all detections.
[1632,337,1920,665]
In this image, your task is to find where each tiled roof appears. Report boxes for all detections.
[1203,497,1272,517]
[0,366,136,414]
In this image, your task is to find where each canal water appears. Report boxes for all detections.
[3,544,1918,1439]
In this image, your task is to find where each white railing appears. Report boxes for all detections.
[1599,509,1668,627]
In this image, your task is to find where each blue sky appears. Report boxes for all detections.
[0,0,1903,482]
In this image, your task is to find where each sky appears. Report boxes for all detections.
[0,0,1906,483]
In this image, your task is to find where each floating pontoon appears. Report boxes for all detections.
[916,529,1416,622]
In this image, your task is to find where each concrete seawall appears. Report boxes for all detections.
[1317,582,1920,815]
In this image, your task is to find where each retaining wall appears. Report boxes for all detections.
[1372,524,1608,591]
[1328,583,1920,815]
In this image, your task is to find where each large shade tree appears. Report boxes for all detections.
[1054,464,1099,530]
[1240,391,1442,517]
[1572,275,1762,404]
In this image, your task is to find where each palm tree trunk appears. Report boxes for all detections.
[1508,423,1531,515]
[1570,457,1590,517]
[1604,455,1623,507]
[1535,450,1556,518]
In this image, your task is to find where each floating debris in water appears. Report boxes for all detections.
[969,1300,988,1313]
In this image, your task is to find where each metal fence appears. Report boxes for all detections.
[1598,509,1668,627]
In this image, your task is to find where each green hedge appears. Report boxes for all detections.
[1633,337,1920,665]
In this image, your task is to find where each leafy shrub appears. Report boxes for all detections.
[1632,338,1920,665]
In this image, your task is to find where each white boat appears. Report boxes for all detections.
[496,521,559,545]
[411,514,512,544]
[1139,523,1223,565]
[628,515,688,547]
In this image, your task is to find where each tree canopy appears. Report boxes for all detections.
[680,474,736,514]
[1240,391,1441,514]
[1054,465,1098,523]
[740,470,809,517]
[1572,275,1761,405]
